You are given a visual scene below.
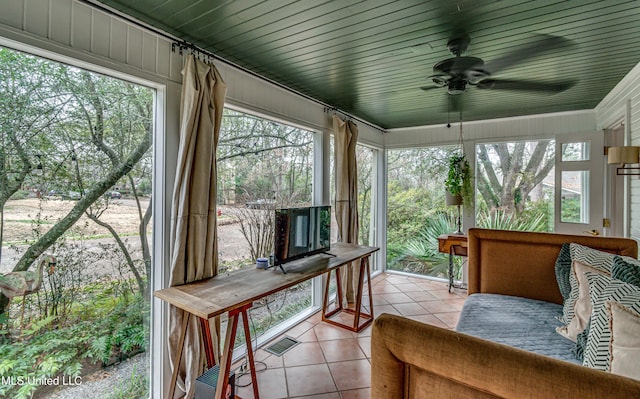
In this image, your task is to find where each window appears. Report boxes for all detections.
[475,140,555,232]
[386,146,461,280]
[356,145,379,271]
[560,142,591,224]
[560,170,589,223]
[216,108,315,351]
[553,134,603,234]
[329,141,379,274]
[562,142,590,162]
[0,46,153,398]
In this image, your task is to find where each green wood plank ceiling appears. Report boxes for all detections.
[95,0,640,129]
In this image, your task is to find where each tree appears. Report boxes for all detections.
[356,145,373,246]
[69,71,153,295]
[0,48,153,319]
[217,109,313,205]
[0,49,66,260]
[476,140,555,215]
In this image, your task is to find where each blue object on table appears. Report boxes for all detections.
[256,257,269,269]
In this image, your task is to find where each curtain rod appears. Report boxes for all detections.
[80,0,387,134]
[171,41,386,133]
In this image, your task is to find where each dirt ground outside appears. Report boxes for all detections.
[1,198,252,273]
[1,197,311,398]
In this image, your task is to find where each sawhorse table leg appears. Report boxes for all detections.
[322,256,374,332]
[215,303,259,399]
[200,316,217,368]
[168,312,190,399]
[168,305,259,399]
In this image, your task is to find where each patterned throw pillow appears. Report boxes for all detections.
[560,244,615,325]
[608,300,640,380]
[555,243,573,301]
[557,261,606,341]
[612,255,640,287]
[573,320,589,361]
[583,272,640,371]
[574,255,640,360]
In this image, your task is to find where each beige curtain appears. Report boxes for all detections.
[168,54,226,399]
[333,115,359,303]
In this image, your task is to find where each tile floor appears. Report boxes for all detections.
[234,272,467,399]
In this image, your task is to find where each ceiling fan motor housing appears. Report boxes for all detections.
[448,79,467,95]
[432,56,488,94]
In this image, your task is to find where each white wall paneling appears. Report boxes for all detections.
[384,110,598,149]
[596,60,640,241]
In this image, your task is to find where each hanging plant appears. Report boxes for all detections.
[445,153,473,206]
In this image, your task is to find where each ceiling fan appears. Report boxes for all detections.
[421,34,576,101]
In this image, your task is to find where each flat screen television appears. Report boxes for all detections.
[273,205,331,270]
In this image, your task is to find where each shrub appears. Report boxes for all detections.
[389,212,458,278]
[9,190,30,200]
[0,290,148,399]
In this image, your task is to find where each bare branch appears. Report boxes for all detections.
[85,211,145,293]
[217,141,312,162]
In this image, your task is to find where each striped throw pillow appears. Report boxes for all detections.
[583,272,640,370]
[612,255,640,287]
[560,244,615,325]
[574,255,640,359]
[555,243,573,302]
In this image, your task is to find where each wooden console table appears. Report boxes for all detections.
[155,243,378,399]
[437,234,468,292]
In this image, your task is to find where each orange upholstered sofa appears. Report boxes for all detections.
[371,228,640,398]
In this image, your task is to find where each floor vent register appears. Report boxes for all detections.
[264,336,300,356]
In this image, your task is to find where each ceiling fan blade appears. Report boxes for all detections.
[420,85,443,91]
[482,34,574,75]
[475,78,576,93]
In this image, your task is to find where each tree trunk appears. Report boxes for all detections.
[86,212,146,294]
[0,131,151,318]
[477,141,555,216]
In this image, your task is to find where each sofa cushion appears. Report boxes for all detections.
[557,261,606,342]
[456,293,580,364]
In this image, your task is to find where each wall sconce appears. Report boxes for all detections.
[607,146,640,175]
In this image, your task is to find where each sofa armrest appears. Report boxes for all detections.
[371,313,640,399]
[467,228,638,304]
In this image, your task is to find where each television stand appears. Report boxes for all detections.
[154,243,379,399]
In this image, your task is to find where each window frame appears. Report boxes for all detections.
[0,38,166,398]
